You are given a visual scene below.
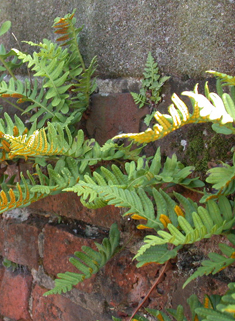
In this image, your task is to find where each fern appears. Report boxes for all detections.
[0,16,22,80]
[0,120,140,167]
[66,148,203,210]
[134,193,235,262]
[43,222,120,295]
[135,244,182,267]
[196,285,235,321]
[207,70,235,87]
[183,234,235,288]
[53,9,97,110]
[114,84,235,144]
[131,52,170,125]
[201,152,235,202]
[0,10,97,128]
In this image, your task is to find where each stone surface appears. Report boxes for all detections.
[0,269,32,320]
[0,0,234,78]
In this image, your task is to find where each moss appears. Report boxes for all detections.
[184,124,235,178]
[184,125,209,175]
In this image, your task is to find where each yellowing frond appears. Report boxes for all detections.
[13,126,19,137]
[155,111,172,130]
[156,314,164,321]
[169,104,181,127]
[4,128,64,159]
[204,296,212,309]
[174,205,185,217]
[9,189,16,206]
[0,190,8,206]
[131,214,147,220]
[113,87,235,144]
[137,224,153,229]
[159,214,171,228]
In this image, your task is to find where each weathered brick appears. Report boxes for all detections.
[2,216,46,269]
[29,192,124,228]
[104,250,158,308]
[32,284,110,321]
[87,93,148,145]
[43,224,100,293]
[0,269,32,320]
[0,218,4,256]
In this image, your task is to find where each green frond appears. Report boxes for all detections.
[134,194,235,261]
[135,244,181,267]
[201,153,235,201]
[131,92,146,108]
[207,70,235,87]
[183,234,235,288]
[43,223,120,295]
[12,46,71,121]
[217,283,235,315]
[70,56,97,110]
[0,45,22,80]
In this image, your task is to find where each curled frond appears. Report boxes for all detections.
[113,88,235,144]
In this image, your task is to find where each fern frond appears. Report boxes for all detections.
[113,87,235,144]
[43,223,120,295]
[66,148,202,218]
[0,45,22,80]
[217,283,235,315]
[207,70,235,87]
[13,47,71,115]
[183,234,235,288]
[69,56,97,109]
[0,172,49,214]
[131,92,146,108]
[135,244,181,267]
[201,153,235,201]
[134,194,235,260]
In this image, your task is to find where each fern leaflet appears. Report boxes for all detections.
[43,222,120,295]
[114,85,235,144]
[183,234,235,288]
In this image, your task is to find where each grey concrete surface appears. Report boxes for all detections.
[0,0,234,78]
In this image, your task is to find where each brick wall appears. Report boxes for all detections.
[0,92,231,321]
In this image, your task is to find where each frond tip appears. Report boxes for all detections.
[113,89,235,144]
[43,223,120,295]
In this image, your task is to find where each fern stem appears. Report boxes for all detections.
[178,184,204,195]
[0,56,17,80]
[0,96,24,112]
[128,259,172,321]
[70,25,85,71]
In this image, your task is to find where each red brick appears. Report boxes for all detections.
[0,219,4,256]
[43,224,99,293]
[0,269,32,320]
[29,192,123,228]
[2,218,44,269]
[104,250,158,307]
[87,93,148,145]
[32,284,108,321]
